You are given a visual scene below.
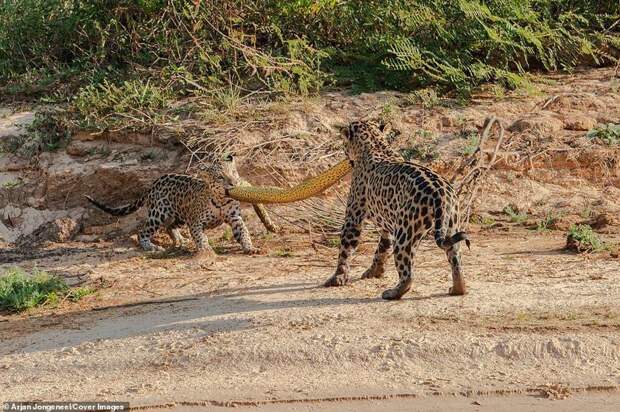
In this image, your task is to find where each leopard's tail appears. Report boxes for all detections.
[433,199,471,251]
[84,194,145,216]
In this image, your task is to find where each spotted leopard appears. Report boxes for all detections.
[85,153,277,255]
[324,120,470,300]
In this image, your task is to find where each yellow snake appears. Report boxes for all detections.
[226,160,352,204]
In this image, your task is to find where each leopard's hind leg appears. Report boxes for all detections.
[138,208,166,252]
[442,206,467,296]
[446,242,466,295]
[381,235,421,300]
[165,216,186,248]
[361,231,392,279]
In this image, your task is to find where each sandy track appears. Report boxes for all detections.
[1,230,619,406]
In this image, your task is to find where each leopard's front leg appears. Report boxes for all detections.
[324,192,366,287]
[225,206,259,254]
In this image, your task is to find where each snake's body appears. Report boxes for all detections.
[226,160,352,204]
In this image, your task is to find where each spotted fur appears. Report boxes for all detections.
[324,120,470,300]
[85,154,267,255]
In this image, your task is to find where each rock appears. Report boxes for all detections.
[508,113,564,134]
[440,116,453,127]
[563,115,597,131]
[581,213,617,231]
[15,217,81,247]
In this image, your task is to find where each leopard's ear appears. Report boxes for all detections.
[331,121,349,139]
[377,119,392,133]
[377,120,401,144]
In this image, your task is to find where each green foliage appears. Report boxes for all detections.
[406,88,440,109]
[503,204,528,224]
[0,0,617,106]
[586,123,620,146]
[382,0,619,95]
[0,268,96,313]
[459,130,480,156]
[566,224,606,252]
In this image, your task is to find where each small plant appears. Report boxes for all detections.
[140,149,161,162]
[535,212,560,233]
[272,248,293,257]
[0,268,93,313]
[222,227,233,242]
[459,130,480,156]
[66,286,96,302]
[2,180,22,189]
[87,146,112,158]
[406,88,439,109]
[0,109,70,157]
[565,224,606,253]
[580,208,594,219]
[470,214,495,228]
[212,86,243,113]
[325,237,341,248]
[208,240,227,254]
[586,124,620,146]
[400,130,438,162]
[503,205,528,225]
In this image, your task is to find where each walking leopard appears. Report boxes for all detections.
[85,153,276,256]
[324,120,470,300]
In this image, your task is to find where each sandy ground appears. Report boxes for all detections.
[1,226,619,408]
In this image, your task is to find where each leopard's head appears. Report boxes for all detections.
[197,152,241,194]
[340,119,399,162]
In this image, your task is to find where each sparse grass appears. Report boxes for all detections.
[503,205,528,225]
[325,237,341,248]
[400,130,439,162]
[272,247,294,257]
[222,227,233,242]
[2,180,22,189]
[0,267,94,313]
[405,87,440,109]
[535,211,562,232]
[586,123,620,146]
[566,224,606,253]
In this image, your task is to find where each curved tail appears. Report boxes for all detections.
[84,195,145,217]
[433,200,471,250]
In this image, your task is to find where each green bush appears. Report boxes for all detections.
[0,0,617,102]
[566,224,606,252]
[586,123,620,146]
[0,267,94,313]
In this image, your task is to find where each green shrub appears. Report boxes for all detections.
[1,0,617,103]
[0,267,94,313]
[566,224,606,252]
[586,123,620,146]
[503,205,528,224]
